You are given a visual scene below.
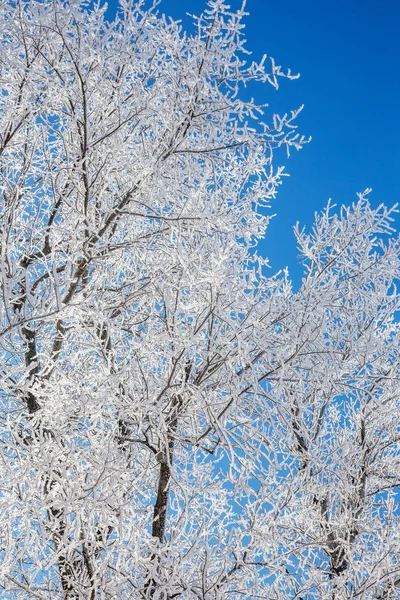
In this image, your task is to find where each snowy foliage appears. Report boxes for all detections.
[0,1,399,599]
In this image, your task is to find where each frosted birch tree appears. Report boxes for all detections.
[0,1,399,599]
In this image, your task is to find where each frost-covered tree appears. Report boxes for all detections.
[0,1,399,599]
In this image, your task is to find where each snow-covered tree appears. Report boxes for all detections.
[0,1,399,598]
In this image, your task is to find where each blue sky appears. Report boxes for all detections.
[107,0,400,288]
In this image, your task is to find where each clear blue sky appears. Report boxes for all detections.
[107,0,400,288]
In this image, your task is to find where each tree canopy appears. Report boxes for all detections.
[0,1,399,599]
